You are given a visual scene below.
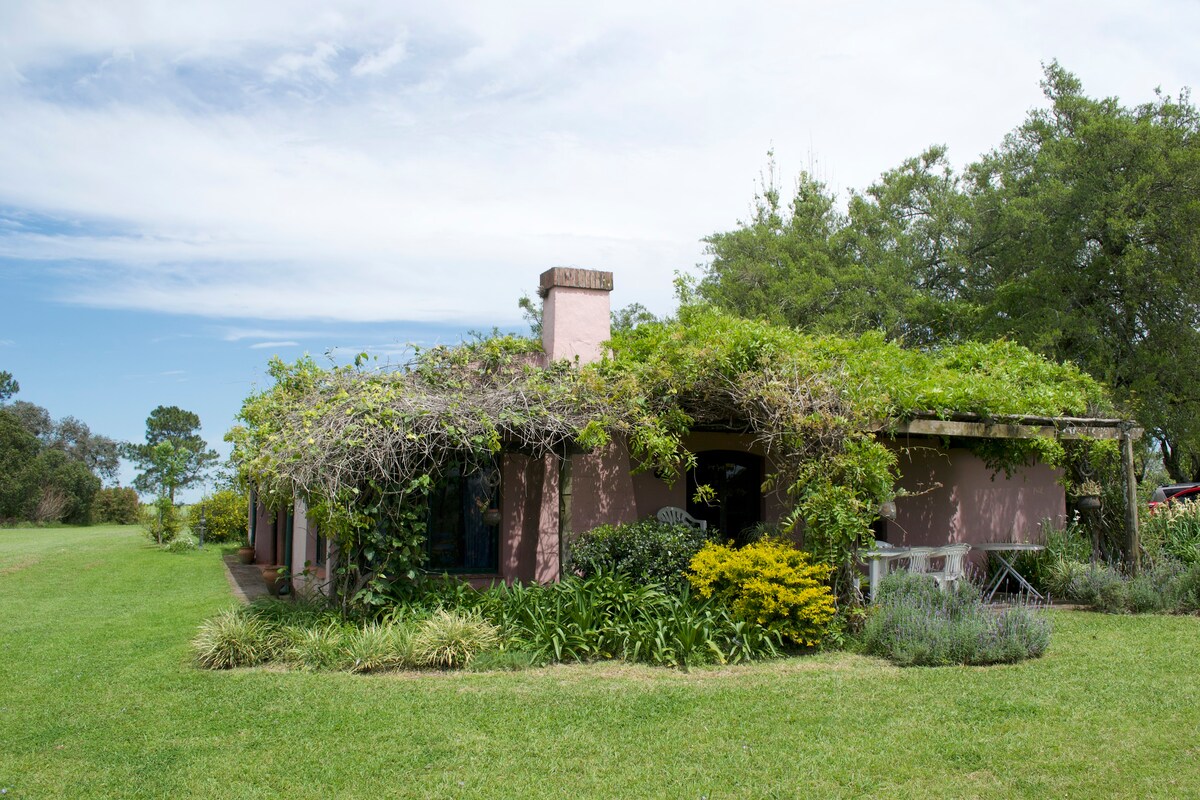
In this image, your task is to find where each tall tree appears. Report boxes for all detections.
[0,371,17,402]
[698,148,972,346]
[125,405,218,501]
[699,63,1200,479]
[965,63,1200,478]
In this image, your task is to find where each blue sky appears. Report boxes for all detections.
[2,1,1198,499]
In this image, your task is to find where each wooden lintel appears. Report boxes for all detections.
[884,418,1132,441]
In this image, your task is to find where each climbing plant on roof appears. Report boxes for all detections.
[228,306,1113,607]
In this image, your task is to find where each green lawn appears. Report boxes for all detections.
[1,526,1198,799]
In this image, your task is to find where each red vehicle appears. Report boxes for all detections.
[1148,483,1200,512]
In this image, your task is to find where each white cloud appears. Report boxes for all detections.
[1,2,1198,324]
[351,38,407,77]
[220,327,325,342]
[249,340,300,349]
[266,42,340,84]
[0,339,14,347]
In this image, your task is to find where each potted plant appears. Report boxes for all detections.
[261,565,288,596]
[1075,480,1103,510]
[237,544,256,564]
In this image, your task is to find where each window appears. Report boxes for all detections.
[426,461,500,572]
[686,450,763,545]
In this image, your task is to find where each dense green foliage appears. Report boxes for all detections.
[0,370,16,401]
[91,487,140,524]
[860,572,1051,666]
[698,63,1199,482]
[0,380,118,524]
[688,539,837,646]
[140,496,181,544]
[1048,558,1200,614]
[565,518,713,589]
[6,524,1200,798]
[0,412,101,524]
[187,488,249,544]
[125,405,218,502]
[231,305,1108,606]
[1141,501,1200,565]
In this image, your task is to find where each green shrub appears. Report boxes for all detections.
[191,608,282,669]
[687,539,836,647]
[1048,557,1200,614]
[1048,561,1128,612]
[91,487,140,524]
[1009,517,1094,593]
[140,497,181,544]
[1142,501,1200,566]
[860,572,1051,666]
[412,610,500,668]
[164,536,197,553]
[188,489,249,544]
[566,518,713,589]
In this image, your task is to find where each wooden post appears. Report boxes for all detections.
[558,450,573,580]
[1121,426,1140,574]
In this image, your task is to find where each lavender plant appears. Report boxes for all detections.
[860,572,1050,666]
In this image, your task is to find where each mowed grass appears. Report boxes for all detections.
[1,526,1198,799]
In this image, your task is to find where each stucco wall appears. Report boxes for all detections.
[542,286,611,364]
[885,441,1065,550]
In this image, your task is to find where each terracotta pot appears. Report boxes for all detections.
[261,565,287,596]
[237,546,256,565]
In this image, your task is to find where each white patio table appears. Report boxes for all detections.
[975,542,1046,602]
[863,547,914,600]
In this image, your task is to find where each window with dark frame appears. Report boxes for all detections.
[425,461,500,573]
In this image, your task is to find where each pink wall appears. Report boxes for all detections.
[886,442,1065,551]
[542,286,611,364]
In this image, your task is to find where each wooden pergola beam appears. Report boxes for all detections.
[875,414,1143,442]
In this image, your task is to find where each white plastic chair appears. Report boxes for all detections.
[656,506,708,531]
[928,544,971,590]
[905,547,935,574]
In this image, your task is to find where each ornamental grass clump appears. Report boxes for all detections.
[192,608,283,669]
[412,610,501,668]
[344,621,416,673]
[686,539,836,647]
[860,572,1050,667]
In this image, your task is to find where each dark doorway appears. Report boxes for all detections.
[686,450,763,544]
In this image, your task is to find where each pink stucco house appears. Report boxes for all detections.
[250,267,1137,589]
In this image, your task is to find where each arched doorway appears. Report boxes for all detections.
[686,450,763,544]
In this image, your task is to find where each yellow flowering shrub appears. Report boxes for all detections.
[687,539,836,647]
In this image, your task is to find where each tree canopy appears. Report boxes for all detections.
[0,378,109,523]
[697,63,1200,479]
[125,405,218,501]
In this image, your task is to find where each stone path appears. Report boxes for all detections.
[222,554,268,603]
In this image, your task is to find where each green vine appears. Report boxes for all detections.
[228,305,1114,607]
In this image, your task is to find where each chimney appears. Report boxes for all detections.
[539,267,613,364]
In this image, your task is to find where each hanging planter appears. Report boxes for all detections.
[1074,480,1102,510]
[482,507,502,526]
